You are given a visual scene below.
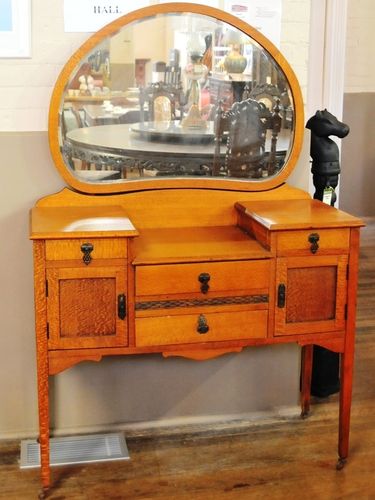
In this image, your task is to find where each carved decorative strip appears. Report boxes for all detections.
[136,294,269,310]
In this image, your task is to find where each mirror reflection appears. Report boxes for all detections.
[60,12,294,184]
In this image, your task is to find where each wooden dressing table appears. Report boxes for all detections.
[30,3,363,496]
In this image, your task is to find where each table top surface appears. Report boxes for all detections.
[66,123,291,158]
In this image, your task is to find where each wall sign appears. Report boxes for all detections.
[64,0,149,33]
[224,0,282,47]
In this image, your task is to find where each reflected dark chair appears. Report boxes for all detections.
[213,97,281,178]
[247,82,292,129]
[61,106,121,180]
[139,82,184,122]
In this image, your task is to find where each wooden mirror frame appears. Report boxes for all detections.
[48,2,304,195]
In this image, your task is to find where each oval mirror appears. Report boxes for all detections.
[49,3,303,194]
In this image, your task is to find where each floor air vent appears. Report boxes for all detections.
[20,432,130,468]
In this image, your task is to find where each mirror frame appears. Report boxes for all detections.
[48,2,304,194]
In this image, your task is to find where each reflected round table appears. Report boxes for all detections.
[65,122,291,179]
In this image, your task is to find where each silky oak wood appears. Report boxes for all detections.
[136,309,268,347]
[338,228,361,464]
[47,266,128,350]
[33,241,50,491]
[135,260,271,297]
[45,237,128,260]
[34,185,310,228]
[235,198,364,231]
[30,189,363,493]
[275,255,348,336]
[300,344,313,417]
[276,228,350,256]
[132,226,271,265]
[30,206,138,239]
[8,218,375,500]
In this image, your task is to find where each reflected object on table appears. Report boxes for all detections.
[222,29,247,74]
[182,52,208,129]
[130,120,215,143]
[181,33,208,129]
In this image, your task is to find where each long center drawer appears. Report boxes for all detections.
[136,309,268,346]
[136,260,270,298]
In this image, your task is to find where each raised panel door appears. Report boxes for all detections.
[46,266,128,349]
[275,255,348,336]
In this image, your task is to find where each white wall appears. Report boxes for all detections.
[344,0,375,93]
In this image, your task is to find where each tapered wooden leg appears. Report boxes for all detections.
[300,345,313,418]
[337,228,360,470]
[37,361,50,491]
[34,241,51,493]
[337,345,355,470]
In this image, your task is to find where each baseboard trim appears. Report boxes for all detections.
[0,405,301,441]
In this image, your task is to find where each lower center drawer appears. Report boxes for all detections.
[136,309,268,347]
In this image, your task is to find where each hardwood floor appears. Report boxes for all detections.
[2,219,375,499]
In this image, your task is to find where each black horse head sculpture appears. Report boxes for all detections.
[306,109,350,205]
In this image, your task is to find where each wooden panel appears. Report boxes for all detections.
[59,278,116,337]
[30,206,138,240]
[237,212,271,250]
[136,309,268,347]
[277,229,349,256]
[275,255,348,336]
[45,238,127,260]
[136,260,270,297]
[235,199,364,231]
[34,185,311,229]
[286,267,337,322]
[132,226,270,265]
[47,266,128,349]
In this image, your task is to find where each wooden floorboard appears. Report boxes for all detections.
[2,218,375,499]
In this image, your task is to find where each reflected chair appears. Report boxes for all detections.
[61,106,122,180]
[139,82,185,122]
[247,82,292,129]
[213,97,281,178]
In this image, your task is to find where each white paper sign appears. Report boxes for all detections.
[224,0,282,47]
[64,0,149,33]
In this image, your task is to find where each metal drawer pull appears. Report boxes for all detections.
[118,294,126,320]
[80,242,94,265]
[277,284,286,308]
[198,272,210,294]
[197,314,209,334]
[308,233,320,254]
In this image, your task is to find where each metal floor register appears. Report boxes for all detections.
[20,432,130,468]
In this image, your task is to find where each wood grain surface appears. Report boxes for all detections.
[4,218,373,499]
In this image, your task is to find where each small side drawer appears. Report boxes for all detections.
[276,229,350,256]
[136,260,270,297]
[136,309,268,347]
[45,238,127,261]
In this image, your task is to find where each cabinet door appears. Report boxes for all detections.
[275,255,348,336]
[46,266,127,349]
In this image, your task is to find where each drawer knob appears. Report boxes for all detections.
[80,242,94,265]
[197,314,209,334]
[198,272,210,294]
[308,233,320,254]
